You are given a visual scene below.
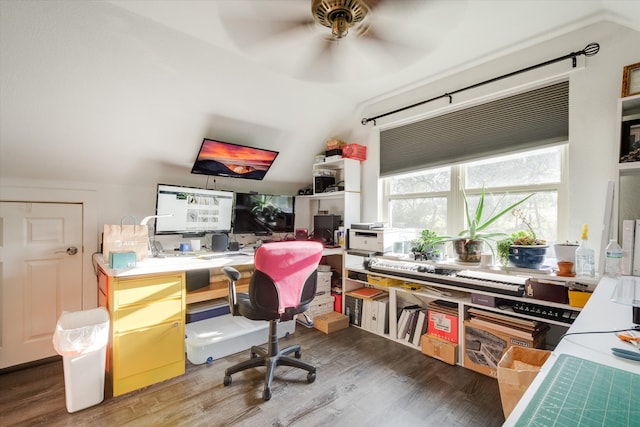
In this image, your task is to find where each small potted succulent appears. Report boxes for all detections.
[498,209,548,269]
[411,229,447,261]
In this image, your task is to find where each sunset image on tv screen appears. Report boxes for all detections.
[191,139,279,180]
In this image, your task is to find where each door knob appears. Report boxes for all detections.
[55,247,78,255]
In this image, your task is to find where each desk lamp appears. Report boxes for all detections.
[140,214,173,257]
[611,276,640,325]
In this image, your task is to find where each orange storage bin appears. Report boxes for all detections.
[342,144,367,161]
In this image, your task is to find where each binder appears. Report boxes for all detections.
[634,220,640,276]
[411,310,428,346]
[622,219,635,276]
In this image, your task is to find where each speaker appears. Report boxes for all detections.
[211,234,229,252]
[314,176,335,194]
[228,241,240,251]
[313,215,341,245]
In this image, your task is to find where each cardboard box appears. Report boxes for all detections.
[427,310,459,343]
[463,320,546,378]
[497,346,551,419]
[421,334,458,365]
[314,312,349,334]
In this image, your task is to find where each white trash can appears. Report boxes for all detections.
[52,307,110,413]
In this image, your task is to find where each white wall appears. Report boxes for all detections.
[2,21,639,277]
[355,21,640,267]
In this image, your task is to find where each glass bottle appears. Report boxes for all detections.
[575,224,595,278]
[604,239,622,278]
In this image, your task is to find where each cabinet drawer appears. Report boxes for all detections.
[113,320,184,380]
[115,273,183,307]
[115,298,183,332]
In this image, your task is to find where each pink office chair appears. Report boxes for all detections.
[222,240,323,401]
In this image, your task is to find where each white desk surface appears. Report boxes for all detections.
[95,247,343,277]
[504,276,640,426]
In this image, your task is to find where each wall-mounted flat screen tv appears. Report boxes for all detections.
[233,193,295,235]
[191,139,279,180]
[155,184,234,235]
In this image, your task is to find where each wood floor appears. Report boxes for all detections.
[0,325,505,427]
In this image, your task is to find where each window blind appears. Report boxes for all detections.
[379,81,569,176]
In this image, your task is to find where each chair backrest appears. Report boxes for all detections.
[250,241,324,317]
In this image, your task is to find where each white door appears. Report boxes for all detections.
[0,202,83,368]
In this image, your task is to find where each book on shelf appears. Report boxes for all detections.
[347,287,386,299]
[405,308,427,344]
[411,310,428,346]
[634,219,640,276]
[396,305,422,340]
[622,219,635,276]
[363,297,389,335]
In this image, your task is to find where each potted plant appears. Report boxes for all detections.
[497,209,548,269]
[453,186,535,263]
[411,229,447,261]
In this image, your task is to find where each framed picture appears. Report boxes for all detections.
[620,118,640,162]
[621,62,640,97]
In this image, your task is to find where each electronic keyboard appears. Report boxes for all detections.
[366,257,526,297]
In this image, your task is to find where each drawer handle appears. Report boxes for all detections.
[173,322,180,328]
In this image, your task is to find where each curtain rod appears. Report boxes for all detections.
[361,42,600,126]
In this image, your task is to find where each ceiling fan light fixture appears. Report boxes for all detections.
[331,12,350,38]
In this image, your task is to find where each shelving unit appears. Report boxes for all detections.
[341,252,598,370]
[294,157,361,233]
[614,95,640,275]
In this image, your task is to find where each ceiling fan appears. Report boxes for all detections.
[218,0,456,82]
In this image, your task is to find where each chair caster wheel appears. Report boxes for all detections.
[307,372,316,383]
[294,350,301,359]
[223,375,232,386]
[263,388,272,401]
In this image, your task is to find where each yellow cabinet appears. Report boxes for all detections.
[99,269,186,396]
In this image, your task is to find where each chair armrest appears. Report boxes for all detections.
[222,266,241,316]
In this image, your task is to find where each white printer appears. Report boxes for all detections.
[348,227,400,253]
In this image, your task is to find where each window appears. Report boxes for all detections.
[382,145,565,251]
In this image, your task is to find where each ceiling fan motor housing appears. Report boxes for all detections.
[312,0,370,38]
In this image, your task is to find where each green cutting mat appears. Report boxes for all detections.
[514,353,640,426]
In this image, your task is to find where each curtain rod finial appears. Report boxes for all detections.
[361,118,369,125]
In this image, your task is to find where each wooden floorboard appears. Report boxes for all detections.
[0,325,505,426]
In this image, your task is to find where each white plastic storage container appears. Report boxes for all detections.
[184,314,296,365]
[316,271,332,295]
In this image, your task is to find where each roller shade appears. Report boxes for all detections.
[379,81,569,176]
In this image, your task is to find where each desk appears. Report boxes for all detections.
[504,276,640,426]
[96,252,256,396]
[95,248,341,396]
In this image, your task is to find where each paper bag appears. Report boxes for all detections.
[497,346,551,419]
[102,216,149,262]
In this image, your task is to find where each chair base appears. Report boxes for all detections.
[223,319,316,401]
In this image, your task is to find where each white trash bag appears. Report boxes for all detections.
[53,307,110,357]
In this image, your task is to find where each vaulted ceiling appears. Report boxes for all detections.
[1,1,639,190]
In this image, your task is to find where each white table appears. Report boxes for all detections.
[504,276,640,425]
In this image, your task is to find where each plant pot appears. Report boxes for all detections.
[508,245,548,269]
[453,239,483,263]
[553,243,578,272]
[429,243,447,261]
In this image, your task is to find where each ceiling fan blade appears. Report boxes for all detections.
[216,0,464,82]
[218,1,316,51]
